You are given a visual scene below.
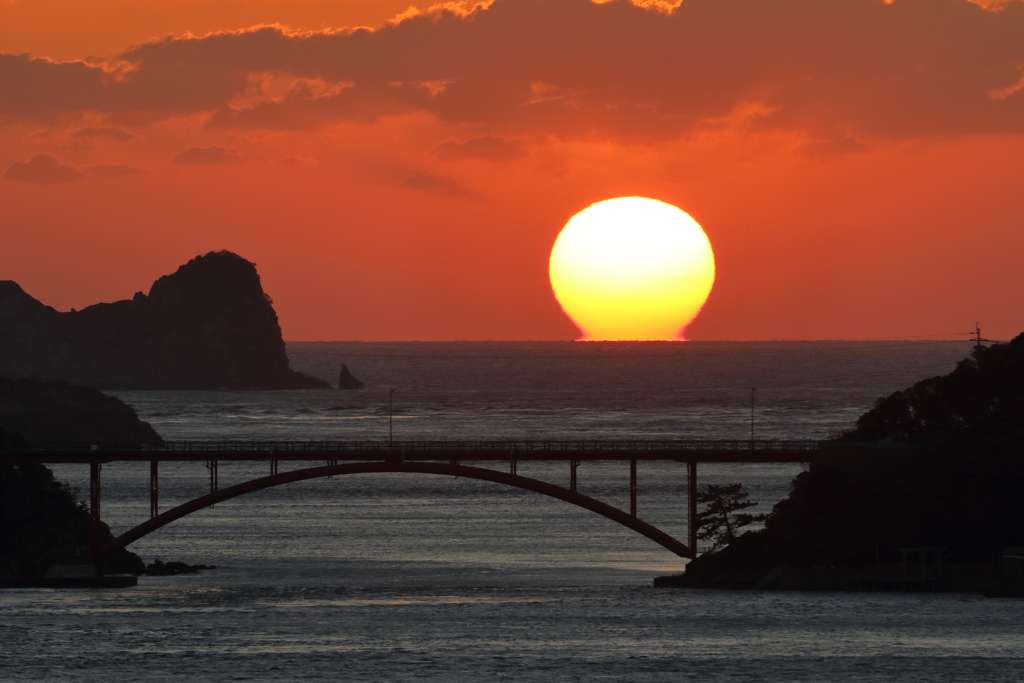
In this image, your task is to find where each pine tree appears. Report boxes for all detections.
[694,483,766,552]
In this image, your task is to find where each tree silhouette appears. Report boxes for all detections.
[838,334,1024,444]
[695,483,766,552]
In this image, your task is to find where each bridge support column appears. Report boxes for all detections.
[206,460,218,508]
[270,459,279,476]
[570,460,579,493]
[150,460,158,519]
[630,459,637,517]
[688,461,697,554]
[90,461,101,553]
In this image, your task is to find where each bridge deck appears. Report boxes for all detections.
[0,439,904,465]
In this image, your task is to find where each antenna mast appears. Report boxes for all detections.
[970,322,990,349]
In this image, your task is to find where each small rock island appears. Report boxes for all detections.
[338,363,365,390]
[0,250,329,390]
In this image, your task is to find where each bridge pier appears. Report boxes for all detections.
[150,460,158,519]
[688,461,697,554]
[206,460,218,508]
[630,459,637,517]
[570,460,579,492]
[90,461,101,554]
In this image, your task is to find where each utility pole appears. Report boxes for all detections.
[960,323,991,350]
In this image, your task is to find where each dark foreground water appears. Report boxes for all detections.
[4,584,1021,682]
[5,341,1022,681]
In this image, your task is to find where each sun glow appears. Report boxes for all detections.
[549,197,715,341]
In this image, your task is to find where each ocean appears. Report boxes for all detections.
[4,340,1023,682]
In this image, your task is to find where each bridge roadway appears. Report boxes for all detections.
[6,439,823,464]
[3,440,876,563]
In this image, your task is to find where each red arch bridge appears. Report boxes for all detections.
[2,440,902,561]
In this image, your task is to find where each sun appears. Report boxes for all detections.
[549,197,715,341]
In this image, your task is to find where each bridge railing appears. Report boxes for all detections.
[18,439,826,453]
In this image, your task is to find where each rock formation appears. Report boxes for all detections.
[338,363,365,390]
[0,251,330,389]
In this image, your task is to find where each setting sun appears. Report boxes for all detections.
[549,197,715,341]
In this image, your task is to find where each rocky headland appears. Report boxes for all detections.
[0,250,329,390]
[661,333,1024,594]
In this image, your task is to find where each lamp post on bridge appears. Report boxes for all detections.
[750,388,755,446]
[389,388,395,447]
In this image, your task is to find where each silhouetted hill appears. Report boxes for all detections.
[837,334,1024,446]
[0,463,144,580]
[0,251,329,389]
[0,376,166,580]
[674,334,1024,589]
[0,375,162,445]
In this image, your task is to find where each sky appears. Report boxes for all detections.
[1,0,1022,341]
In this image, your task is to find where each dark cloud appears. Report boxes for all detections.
[402,171,483,199]
[433,136,529,161]
[86,163,149,178]
[0,53,111,123]
[173,145,243,164]
[73,126,136,141]
[3,153,83,184]
[1,0,1022,146]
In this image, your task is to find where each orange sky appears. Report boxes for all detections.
[2,0,1022,341]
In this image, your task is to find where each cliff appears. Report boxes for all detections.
[0,251,329,389]
[668,333,1024,590]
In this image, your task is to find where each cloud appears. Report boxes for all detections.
[73,126,136,141]
[1,0,1022,147]
[3,153,83,184]
[205,80,429,129]
[0,53,111,123]
[173,145,243,164]
[86,163,149,178]
[433,136,529,161]
[402,171,483,199]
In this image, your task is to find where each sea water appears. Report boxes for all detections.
[4,341,1022,682]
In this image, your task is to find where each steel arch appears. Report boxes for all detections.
[92,461,693,560]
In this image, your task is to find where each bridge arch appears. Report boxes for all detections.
[93,461,693,560]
